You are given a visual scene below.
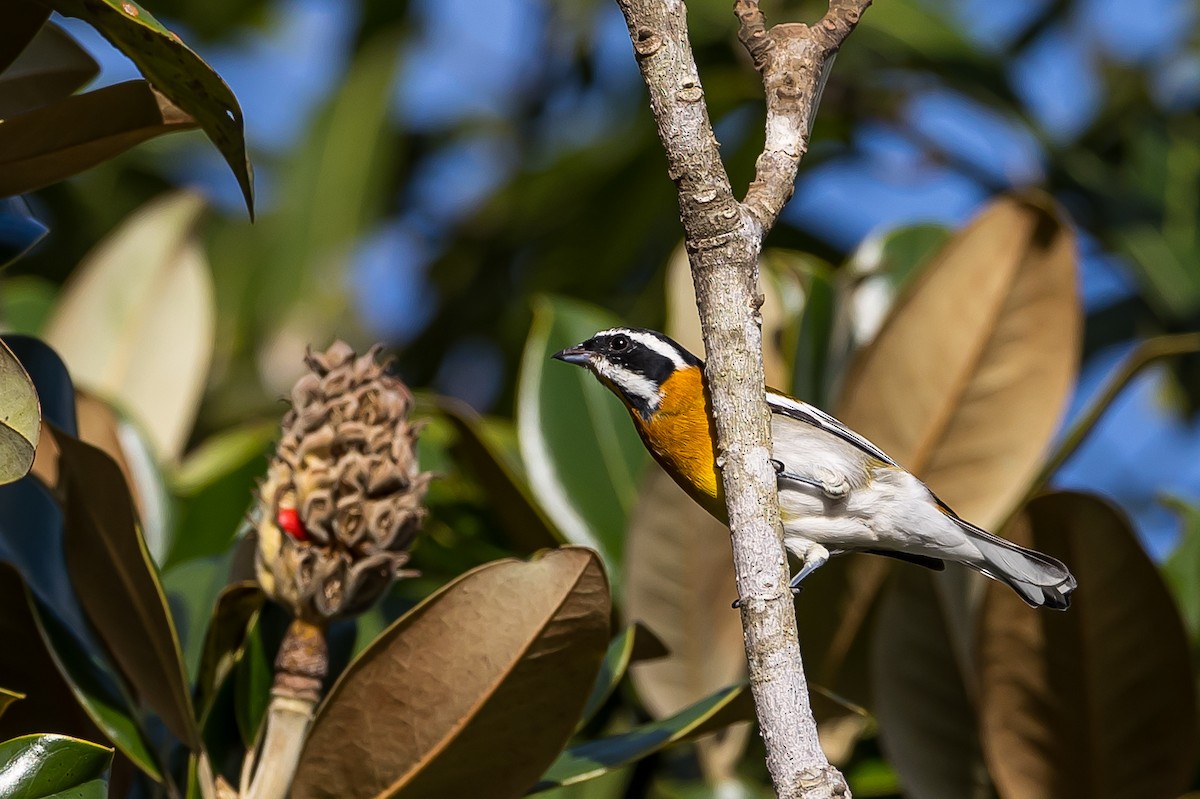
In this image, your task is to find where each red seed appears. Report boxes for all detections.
[277,507,309,542]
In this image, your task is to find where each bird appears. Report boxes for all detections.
[553,327,1077,609]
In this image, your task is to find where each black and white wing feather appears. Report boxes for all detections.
[765,392,899,468]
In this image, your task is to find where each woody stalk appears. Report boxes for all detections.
[611,0,871,797]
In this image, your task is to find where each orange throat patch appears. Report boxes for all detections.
[629,365,726,519]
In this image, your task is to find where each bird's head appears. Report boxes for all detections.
[553,328,702,419]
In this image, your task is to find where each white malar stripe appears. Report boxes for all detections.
[595,359,661,411]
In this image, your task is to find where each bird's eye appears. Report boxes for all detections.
[610,335,630,352]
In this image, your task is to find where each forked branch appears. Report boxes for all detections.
[613,0,870,797]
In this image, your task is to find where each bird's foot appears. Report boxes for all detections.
[788,542,831,590]
[772,460,850,500]
[732,584,803,610]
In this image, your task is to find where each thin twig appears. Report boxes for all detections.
[613,0,870,796]
[1020,333,1200,510]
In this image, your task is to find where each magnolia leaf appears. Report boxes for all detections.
[0,22,99,119]
[438,396,562,554]
[0,565,97,743]
[75,391,171,564]
[45,191,214,463]
[167,420,275,568]
[0,80,195,197]
[824,193,1080,683]
[0,733,112,799]
[0,565,162,781]
[0,198,49,270]
[52,425,198,749]
[623,466,750,785]
[530,684,755,793]
[0,337,39,485]
[43,0,253,213]
[978,492,1197,799]
[837,194,1079,527]
[517,296,648,590]
[870,568,984,799]
[292,547,610,799]
[578,622,669,730]
[194,581,262,723]
[1161,496,1200,645]
[0,7,48,75]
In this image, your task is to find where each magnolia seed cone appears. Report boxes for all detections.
[255,341,430,622]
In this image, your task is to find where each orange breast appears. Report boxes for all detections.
[629,366,727,520]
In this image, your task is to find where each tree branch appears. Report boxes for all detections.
[613,1,869,797]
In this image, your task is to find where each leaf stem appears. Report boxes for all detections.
[1024,332,1200,505]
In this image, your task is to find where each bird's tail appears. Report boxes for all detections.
[954,517,1077,610]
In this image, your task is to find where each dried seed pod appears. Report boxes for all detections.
[255,342,429,622]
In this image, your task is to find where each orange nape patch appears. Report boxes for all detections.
[629,365,726,519]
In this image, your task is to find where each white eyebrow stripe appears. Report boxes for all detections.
[598,327,687,369]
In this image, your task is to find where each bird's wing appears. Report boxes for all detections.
[765,392,900,468]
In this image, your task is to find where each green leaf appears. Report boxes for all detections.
[1162,496,1200,645]
[0,80,195,197]
[530,684,755,793]
[437,396,563,554]
[53,425,199,749]
[160,554,234,687]
[0,689,23,720]
[1,336,73,433]
[836,223,951,354]
[780,256,836,407]
[0,201,49,271]
[194,581,262,724]
[0,22,99,119]
[74,391,172,565]
[0,276,56,334]
[166,420,275,568]
[0,337,40,484]
[24,590,163,782]
[978,492,1198,799]
[0,734,111,799]
[291,547,611,799]
[234,610,273,748]
[1115,225,1200,321]
[578,623,668,730]
[44,0,253,213]
[0,6,48,75]
[45,191,214,463]
[517,296,649,589]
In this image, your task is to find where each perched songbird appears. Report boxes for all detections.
[554,327,1076,609]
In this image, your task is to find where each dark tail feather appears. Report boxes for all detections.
[955,518,1077,610]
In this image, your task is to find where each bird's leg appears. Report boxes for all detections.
[732,540,831,609]
[771,459,849,500]
[789,542,830,593]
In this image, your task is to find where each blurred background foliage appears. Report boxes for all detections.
[4,0,1200,797]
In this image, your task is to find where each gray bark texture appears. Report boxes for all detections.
[611,1,871,797]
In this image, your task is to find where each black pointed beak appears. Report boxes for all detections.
[552,345,591,366]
